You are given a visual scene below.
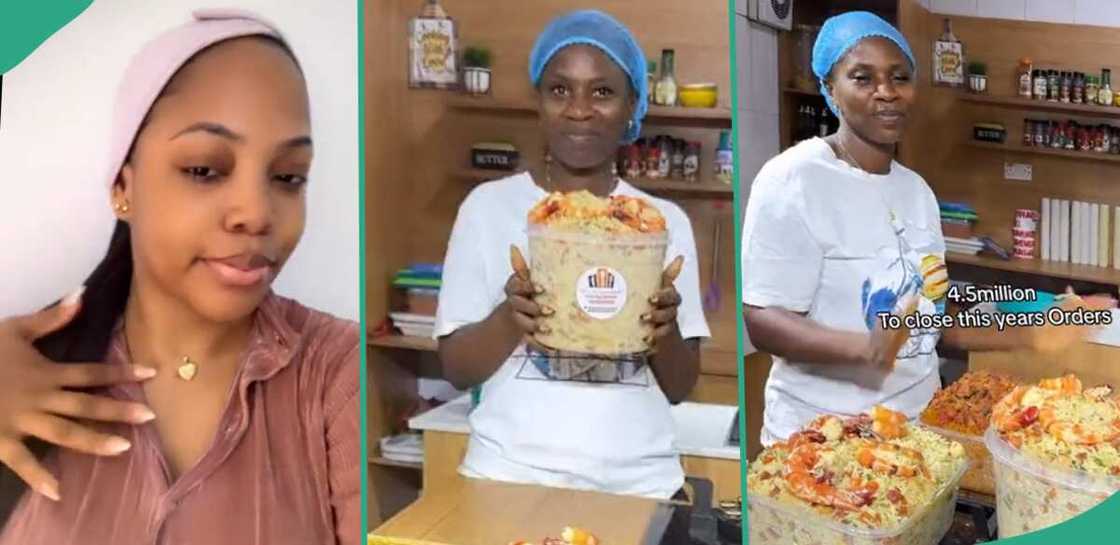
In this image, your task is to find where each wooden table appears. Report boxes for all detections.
[372,478,675,545]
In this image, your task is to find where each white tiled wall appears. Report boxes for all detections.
[734,13,780,353]
[930,0,1120,27]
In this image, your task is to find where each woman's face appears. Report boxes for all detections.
[827,37,915,145]
[114,37,311,323]
[537,44,634,170]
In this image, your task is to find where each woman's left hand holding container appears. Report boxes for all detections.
[509,246,555,351]
[0,287,156,502]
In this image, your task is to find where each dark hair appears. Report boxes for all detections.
[0,33,301,524]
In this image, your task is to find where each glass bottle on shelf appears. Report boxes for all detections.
[655,49,678,106]
[1099,69,1113,106]
[647,60,657,104]
[1032,69,1048,100]
[1017,58,1033,98]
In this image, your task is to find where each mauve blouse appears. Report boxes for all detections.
[0,293,361,545]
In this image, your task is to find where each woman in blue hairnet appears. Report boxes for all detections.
[434,10,709,501]
[741,11,1111,447]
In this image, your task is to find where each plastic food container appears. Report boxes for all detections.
[920,424,995,496]
[678,83,718,108]
[746,461,968,545]
[528,224,667,355]
[405,287,439,316]
[985,428,1120,538]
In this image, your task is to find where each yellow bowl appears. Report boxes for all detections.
[678,83,718,108]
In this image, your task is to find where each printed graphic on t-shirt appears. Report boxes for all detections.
[513,347,651,386]
[860,218,945,361]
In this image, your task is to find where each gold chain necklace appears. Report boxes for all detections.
[542,154,617,194]
[122,318,199,381]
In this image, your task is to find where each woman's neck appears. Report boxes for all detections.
[122,279,253,373]
[534,159,617,197]
[832,127,895,175]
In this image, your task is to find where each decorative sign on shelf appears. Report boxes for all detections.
[408,0,458,89]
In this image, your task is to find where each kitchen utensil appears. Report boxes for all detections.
[703,221,722,312]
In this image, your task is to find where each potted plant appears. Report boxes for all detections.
[462,46,492,95]
[968,61,988,94]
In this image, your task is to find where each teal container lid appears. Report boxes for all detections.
[996,291,1056,313]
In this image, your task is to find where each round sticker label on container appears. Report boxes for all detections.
[576,266,628,319]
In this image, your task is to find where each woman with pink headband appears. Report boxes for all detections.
[0,11,358,544]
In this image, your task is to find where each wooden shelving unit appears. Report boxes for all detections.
[946,252,1120,287]
[369,334,438,352]
[448,96,733,128]
[452,168,733,199]
[967,140,1120,164]
[960,93,1120,119]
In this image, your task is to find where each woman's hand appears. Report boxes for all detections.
[0,289,157,501]
[643,256,685,349]
[863,294,919,371]
[506,246,553,347]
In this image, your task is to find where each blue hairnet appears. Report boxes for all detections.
[529,10,647,143]
[812,11,916,117]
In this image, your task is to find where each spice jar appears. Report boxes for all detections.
[1047,70,1061,101]
[1066,122,1077,150]
[1101,124,1112,152]
[1023,119,1034,147]
[1018,58,1034,98]
[657,136,672,178]
[1073,72,1085,104]
[1052,121,1065,148]
[1087,76,1100,105]
[683,141,700,182]
[1060,71,1072,103]
[1100,69,1114,106]
[625,144,642,178]
[1112,128,1120,154]
[644,139,661,178]
[670,138,685,179]
[1033,69,1048,100]
[1034,120,1046,146]
[1079,125,1093,151]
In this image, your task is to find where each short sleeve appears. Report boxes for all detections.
[665,207,710,340]
[741,174,824,312]
[434,193,492,338]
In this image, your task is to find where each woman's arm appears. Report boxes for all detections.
[745,302,914,370]
[647,327,700,404]
[324,342,360,545]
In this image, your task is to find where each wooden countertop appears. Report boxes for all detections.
[372,478,674,545]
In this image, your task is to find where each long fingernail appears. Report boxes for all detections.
[61,286,86,308]
[39,481,60,502]
[134,407,156,423]
[649,295,659,304]
[133,366,157,379]
[534,284,545,294]
[104,437,131,454]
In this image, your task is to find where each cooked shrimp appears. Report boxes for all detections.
[856,440,929,478]
[869,405,908,439]
[560,527,599,545]
[783,443,878,510]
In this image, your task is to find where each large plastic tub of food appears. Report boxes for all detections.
[747,461,967,545]
[920,424,994,496]
[985,428,1120,538]
[528,224,667,355]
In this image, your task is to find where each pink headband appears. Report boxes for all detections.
[105,8,287,187]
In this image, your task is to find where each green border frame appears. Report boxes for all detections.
[358,0,369,539]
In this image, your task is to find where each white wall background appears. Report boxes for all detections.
[0,0,359,321]
[925,0,1120,27]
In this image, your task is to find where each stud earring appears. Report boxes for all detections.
[114,201,130,214]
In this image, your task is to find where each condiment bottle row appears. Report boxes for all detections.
[1017,58,1119,106]
[1023,117,1120,154]
[614,131,734,184]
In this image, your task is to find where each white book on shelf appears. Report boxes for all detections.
[1091,204,1100,267]
[1059,200,1070,263]
[1072,201,1082,264]
[1103,205,1112,268]
[1050,198,1062,262]
[1115,206,1120,269]
[1041,198,1051,261]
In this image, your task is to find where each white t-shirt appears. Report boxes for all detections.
[434,172,711,499]
[741,138,946,445]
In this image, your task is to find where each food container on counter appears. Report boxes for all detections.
[985,428,1120,538]
[405,287,439,316]
[528,224,667,355]
[678,83,718,108]
[920,424,995,495]
[746,461,968,545]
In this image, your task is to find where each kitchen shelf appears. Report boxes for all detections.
[454,168,733,199]
[448,96,732,128]
[959,93,1120,119]
[946,252,1120,286]
[782,87,821,97]
[967,140,1120,164]
[369,456,422,470]
[369,334,438,352]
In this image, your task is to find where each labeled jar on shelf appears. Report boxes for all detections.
[1017,58,1033,98]
[1035,119,1047,146]
[1033,69,1048,100]
[1066,122,1076,150]
[1099,68,1113,106]
[1073,72,1085,104]
[1060,71,1072,103]
[1087,75,1100,104]
[683,141,700,182]
[1023,119,1034,146]
[1112,128,1120,154]
[1048,70,1061,101]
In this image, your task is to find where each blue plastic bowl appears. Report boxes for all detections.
[996,291,1056,313]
